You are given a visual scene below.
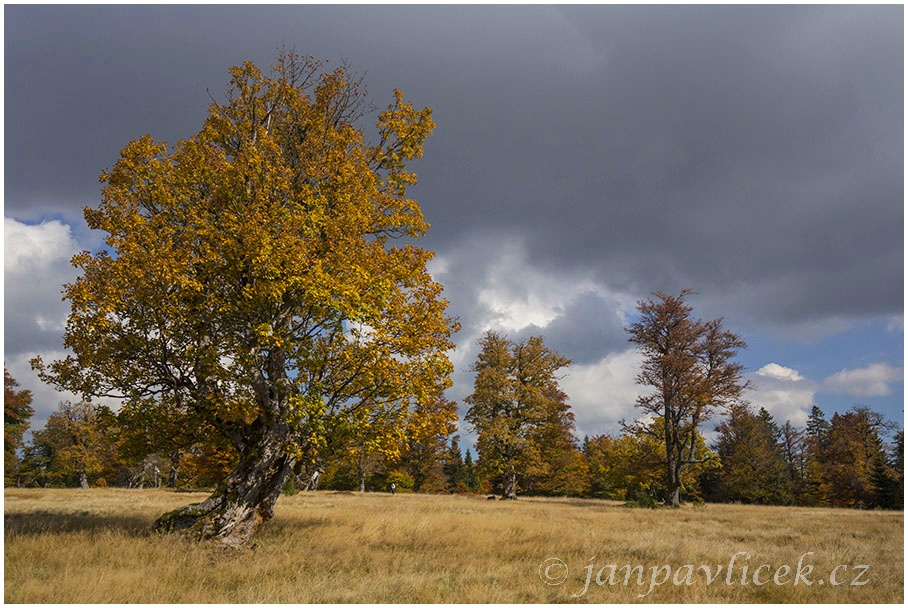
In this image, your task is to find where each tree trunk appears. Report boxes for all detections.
[668,476,681,507]
[152,422,295,547]
[304,466,322,492]
[666,443,682,507]
[664,451,684,507]
[502,468,518,500]
[169,451,181,488]
[664,402,681,507]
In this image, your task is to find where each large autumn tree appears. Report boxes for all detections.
[626,290,748,507]
[465,331,572,499]
[32,51,457,546]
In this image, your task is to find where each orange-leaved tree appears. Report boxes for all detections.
[33,50,457,546]
[626,290,748,507]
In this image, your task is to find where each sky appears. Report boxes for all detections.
[4,4,904,446]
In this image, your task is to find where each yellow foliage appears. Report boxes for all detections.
[32,51,457,479]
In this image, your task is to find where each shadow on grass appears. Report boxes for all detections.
[520,496,627,510]
[5,511,154,537]
[6,509,334,540]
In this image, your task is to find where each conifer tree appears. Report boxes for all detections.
[443,436,466,492]
[870,451,901,509]
[802,404,830,505]
[462,449,479,493]
[711,404,793,505]
[823,406,889,508]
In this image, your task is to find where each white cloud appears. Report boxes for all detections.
[755,362,805,382]
[4,217,80,354]
[561,348,645,437]
[747,363,816,426]
[436,234,643,444]
[4,218,86,434]
[4,350,125,441]
[426,253,449,280]
[474,239,569,332]
[468,236,634,337]
[823,362,903,398]
[5,217,78,274]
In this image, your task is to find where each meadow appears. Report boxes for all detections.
[4,488,903,603]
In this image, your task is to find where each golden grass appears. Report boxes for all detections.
[4,488,903,603]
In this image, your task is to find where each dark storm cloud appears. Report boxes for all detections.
[418,5,903,331]
[6,5,300,219]
[515,290,629,366]
[5,4,903,351]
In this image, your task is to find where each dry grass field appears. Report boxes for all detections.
[4,487,903,603]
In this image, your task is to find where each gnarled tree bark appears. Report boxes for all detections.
[153,421,295,547]
[501,467,518,500]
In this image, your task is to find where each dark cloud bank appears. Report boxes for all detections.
[6,5,903,376]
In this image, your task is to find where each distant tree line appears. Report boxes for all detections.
[7,389,901,511]
[4,294,903,510]
[703,403,903,509]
